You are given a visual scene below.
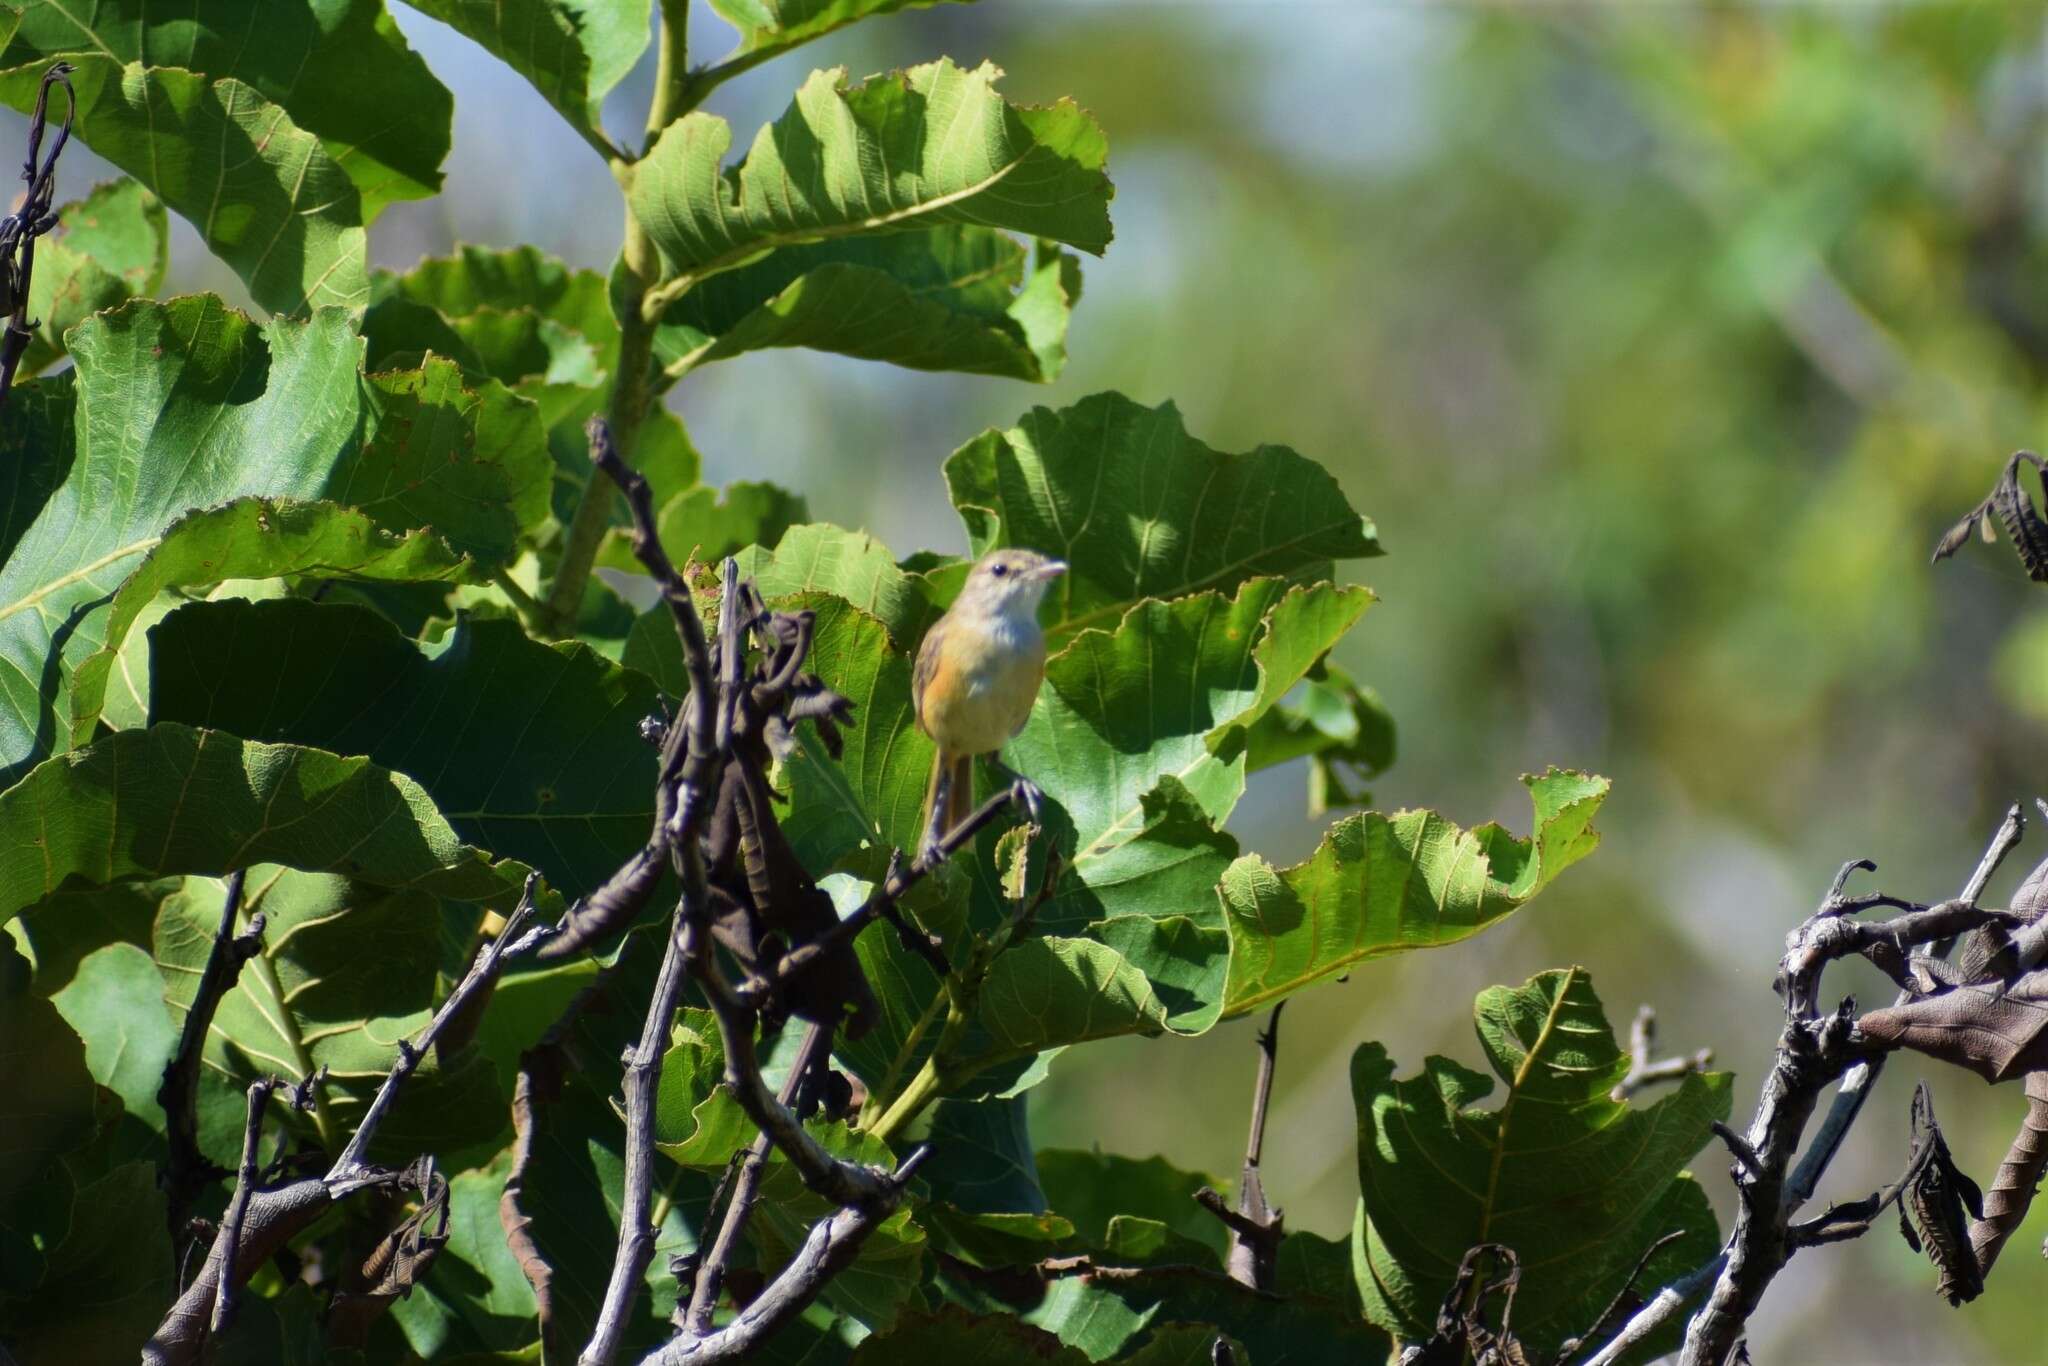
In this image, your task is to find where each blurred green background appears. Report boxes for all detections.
[24,1,2048,1359]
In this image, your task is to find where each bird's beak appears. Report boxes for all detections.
[1036,560,1068,582]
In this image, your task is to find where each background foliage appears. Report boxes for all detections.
[2,2,2045,1363]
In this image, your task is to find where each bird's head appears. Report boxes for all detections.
[955,547,1066,622]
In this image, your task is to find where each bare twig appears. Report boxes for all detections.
[1195,1003,1286,1291]
[684,1022,831,1331]
[1786,805,2021,1214]
[581,907,696,1366]
[328,878,549,1186]
[737,779,1044,1004]
[636,1148,932,1366]
[0,63,74,409]
[1554,1231,1686,1364]
[1579,1254,1724,1366]
[1611,1004,1713,1103]
[159,870,264,1245]
[209,1079,278,1335]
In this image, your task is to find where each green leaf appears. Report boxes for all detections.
[365,244,621,396]
[0,57,369,314]
[341,355,555,564]
[63,499,484,751]
[48,942,176,1147]
[650,228,1081,381]
[0,373,73,566]
[1015,1269,1387,1364]
[1349,967,1730,1357]
[4,0,452,215]
[599,480,807,576]
[945,392,1380,643]
[705,0,976,71]
[918,1096,1046,1214]
[13,879,169,998]
[0,936,97,1220]
[0,297,367,780]
[1221,770,1610,1017]
[402,0,649,154]
[631,59,1112,300]
[1240,663,1395,814]
[1036,1150,1226,1264]
[0,1159,174,1362]
[17,180,168,378]
[1003,580,1372,930]
[0,723,535,926]
[146,597,660,901]
[154,871,507,1163]
[735,525,936,647]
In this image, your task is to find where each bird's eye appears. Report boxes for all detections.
[991,563,1009,577]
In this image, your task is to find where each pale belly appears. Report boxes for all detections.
[924,620,1046,755]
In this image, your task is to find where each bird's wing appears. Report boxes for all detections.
[912,619,945,734]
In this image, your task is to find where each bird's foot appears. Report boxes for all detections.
[1011,778,1045,826]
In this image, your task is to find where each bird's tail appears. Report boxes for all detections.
[922,751,975,849]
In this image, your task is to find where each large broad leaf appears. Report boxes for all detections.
[0,56,369,314]
[48,942,177,1154]
[18,179,168,378]
[0,723,535,924]
[630,59,1111,300]
[1220,770,1609,1017]
[1350,968,1730,1359]
[339,355,555,564]
[1010,580,1374,929]
[154,871,507,1161]
[0,298,365,781]
[146,597,660,901]
[0,1158,173,1362]
[650,229,1080,382]
[3,0,451,215]
[946,392,1381,643]
[402,0,650,154]
[63,498,485,750]
[918,1096,1046,1215]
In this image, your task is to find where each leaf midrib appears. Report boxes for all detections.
[1476,967,1579,1243]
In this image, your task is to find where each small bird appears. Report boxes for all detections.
[913,547,1066,856]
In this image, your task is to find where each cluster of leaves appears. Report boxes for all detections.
[0,3,1703,1363]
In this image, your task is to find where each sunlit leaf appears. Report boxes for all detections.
[946,392,1379,643]
[650,229,1080,382]
[0,298,366,781]
[3,0,452,214]
[599,479,807,575]
[403,0,650,153]
[17,180,167,378]
[704,0,977,72]
[1221,770,1609,1017]
[0,57,369,314]
[64,498,485,751]
[631,59,1111,299]
[154,871,507,1162]
[1350,967,1729,1356]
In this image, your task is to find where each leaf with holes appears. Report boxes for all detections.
[1350,968,1729,1358]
